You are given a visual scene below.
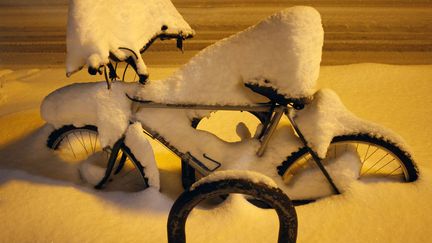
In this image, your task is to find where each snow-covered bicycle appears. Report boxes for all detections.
[42,6,418,202]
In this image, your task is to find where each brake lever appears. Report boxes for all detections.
[176,35,184,52]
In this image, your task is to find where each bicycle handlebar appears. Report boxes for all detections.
[87,30,194,88]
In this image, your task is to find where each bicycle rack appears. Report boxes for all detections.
[167,177,298,243]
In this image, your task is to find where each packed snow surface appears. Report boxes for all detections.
[66,0,194,77]
[1,64,431,242]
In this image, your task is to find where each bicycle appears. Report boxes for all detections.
[42,6,418,202]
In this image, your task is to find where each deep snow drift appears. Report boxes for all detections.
[0,64,431,242]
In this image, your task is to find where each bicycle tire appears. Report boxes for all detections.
[47,124,98,150]
[277,133,419,198]
[47,125,148,191]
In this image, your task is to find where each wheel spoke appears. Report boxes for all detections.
[50,126,148,191]
[363,144,371,163]
[364,147,380,163]
[65,135,77,159]
[387,165,402,177]
[88,132,95,153]
[94,135,99,152]
[279,134,417,201]
[373,158,395,174]
[370,153,390,170]
[72,131,89,155]
[79,131,89,155]
[361,154,388,176]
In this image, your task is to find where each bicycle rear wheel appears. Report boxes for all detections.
[277,133,418,199]
[47,125,148,191]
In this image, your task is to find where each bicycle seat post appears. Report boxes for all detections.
[256,106,285,157]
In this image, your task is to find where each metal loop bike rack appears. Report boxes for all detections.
[167,178,297,243]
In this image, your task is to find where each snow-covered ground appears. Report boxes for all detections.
[0,63,431,242]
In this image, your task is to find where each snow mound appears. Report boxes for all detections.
[135,6,323,105]
[79,152,107,185]
[295,89,414,158]
[124,122,160,189]
[66,0,194,77]
[282,151,362,199]
[190,170,278,190]
[40,81,136,147]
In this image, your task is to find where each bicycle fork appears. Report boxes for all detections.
[94,138,124,189]
[286,109,340,194]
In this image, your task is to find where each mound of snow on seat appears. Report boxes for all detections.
[66,0,194,77]
[135,6,323,105]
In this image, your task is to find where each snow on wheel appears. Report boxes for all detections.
[277,133,419,200]
[46,125,149,191]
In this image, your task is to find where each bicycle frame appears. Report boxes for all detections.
[128,97,281,170]
[126,95,340,193]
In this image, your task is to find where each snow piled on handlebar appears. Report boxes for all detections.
[66,0,194,77]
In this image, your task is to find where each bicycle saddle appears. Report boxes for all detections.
[244,82,310,109]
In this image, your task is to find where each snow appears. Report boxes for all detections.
[40,6,328,187]
[66,0,194,77]
[124,122,160,189]
[190,170,278,190]
[135,6,323,105]
[295,88,413,158]
[44,6,324,150]
[132,101,363,199]
[40,82,414,201]
[41,81,135,147]
[79,152,109,185]
[41,60,419,199]
[1,64,431,242]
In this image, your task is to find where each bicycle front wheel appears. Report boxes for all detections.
[47,125,148,191]
[277,133,418,199]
